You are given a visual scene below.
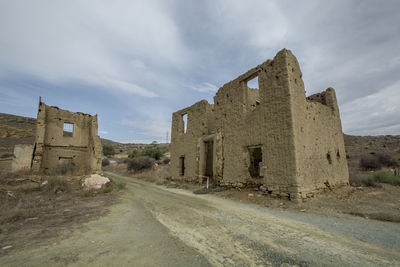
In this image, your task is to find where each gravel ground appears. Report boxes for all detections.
[1,172,400,266]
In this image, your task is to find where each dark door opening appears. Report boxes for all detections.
[205,141,213,178]
[248,146,262,178]
[179,156,185,176]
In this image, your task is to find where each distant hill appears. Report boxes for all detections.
[0,113,398,166]
[0,113,169,156]
[0,113,36,156]
[101,138,169,154]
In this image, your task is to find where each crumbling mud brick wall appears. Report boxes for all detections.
[31,101,102,175]
[170,49,349,201]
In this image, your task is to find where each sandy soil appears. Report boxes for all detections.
[0,176,118,257]
[1,172,399,266]
[213,183,400,223]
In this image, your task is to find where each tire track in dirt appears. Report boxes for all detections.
[129,178,400,266]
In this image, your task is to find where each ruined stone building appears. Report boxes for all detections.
[170,49,349,201]
[29,101,102,175]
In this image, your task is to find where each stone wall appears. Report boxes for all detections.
[12,144,34,172]
[170,49,349,201]
[31,101,102,175]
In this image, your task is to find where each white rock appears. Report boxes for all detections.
[82,174,110,190]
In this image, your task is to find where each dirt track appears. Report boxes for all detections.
[1,173,400,266]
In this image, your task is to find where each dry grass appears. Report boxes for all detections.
[0,170,119,253]
[133,164,171,184]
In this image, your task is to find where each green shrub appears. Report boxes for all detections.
[374,171,400,186]
[102,144,115,157]
[102,187,113,193]
[141,145,166,160]
[128,149,140,158]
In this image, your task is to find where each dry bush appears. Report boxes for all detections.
[44,176,71,193]
[162,158,170,164]
[134,164,171,185]
[377,153,398,167]
[126,156,155,172]
[102,158,110,167]
[360,155,382,170]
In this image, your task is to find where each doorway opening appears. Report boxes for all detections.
[248,146,262,178]
[204,140,214,178]
[179,156,185,176]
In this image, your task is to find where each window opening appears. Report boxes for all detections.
[248,146,263,178]
[182,114,188,133]
[179,156,185,176]
[247,76,259,89]
[327,152,332,164]
[63,122,74,137]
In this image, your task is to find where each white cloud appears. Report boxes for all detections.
[190,82,219,93]
[0,0,189,97]
[99,130,108,135]
[120,119,170,140]
[104,79,158,98]
[341,80,400,135]
[209,0,288,50]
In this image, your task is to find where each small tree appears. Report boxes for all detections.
[102,144,115,157]
[141,144,165,160]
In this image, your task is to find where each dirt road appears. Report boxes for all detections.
[1,173,400,266]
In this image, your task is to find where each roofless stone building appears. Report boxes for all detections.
[170,49,349,201]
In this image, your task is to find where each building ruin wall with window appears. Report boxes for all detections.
[31,101,102,175]
[170,49,349,201]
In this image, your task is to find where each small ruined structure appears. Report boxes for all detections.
[170,49,349,201]
[29,100,102,175]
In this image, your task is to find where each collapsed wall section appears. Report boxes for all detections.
[31,102,102,175]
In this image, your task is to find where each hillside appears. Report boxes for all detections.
[0,113,36,156]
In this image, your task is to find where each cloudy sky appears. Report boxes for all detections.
[1,0,399,143]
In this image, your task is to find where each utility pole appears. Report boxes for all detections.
[166,131,169,144]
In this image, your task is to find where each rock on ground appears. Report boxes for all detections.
[82,174,110,190]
